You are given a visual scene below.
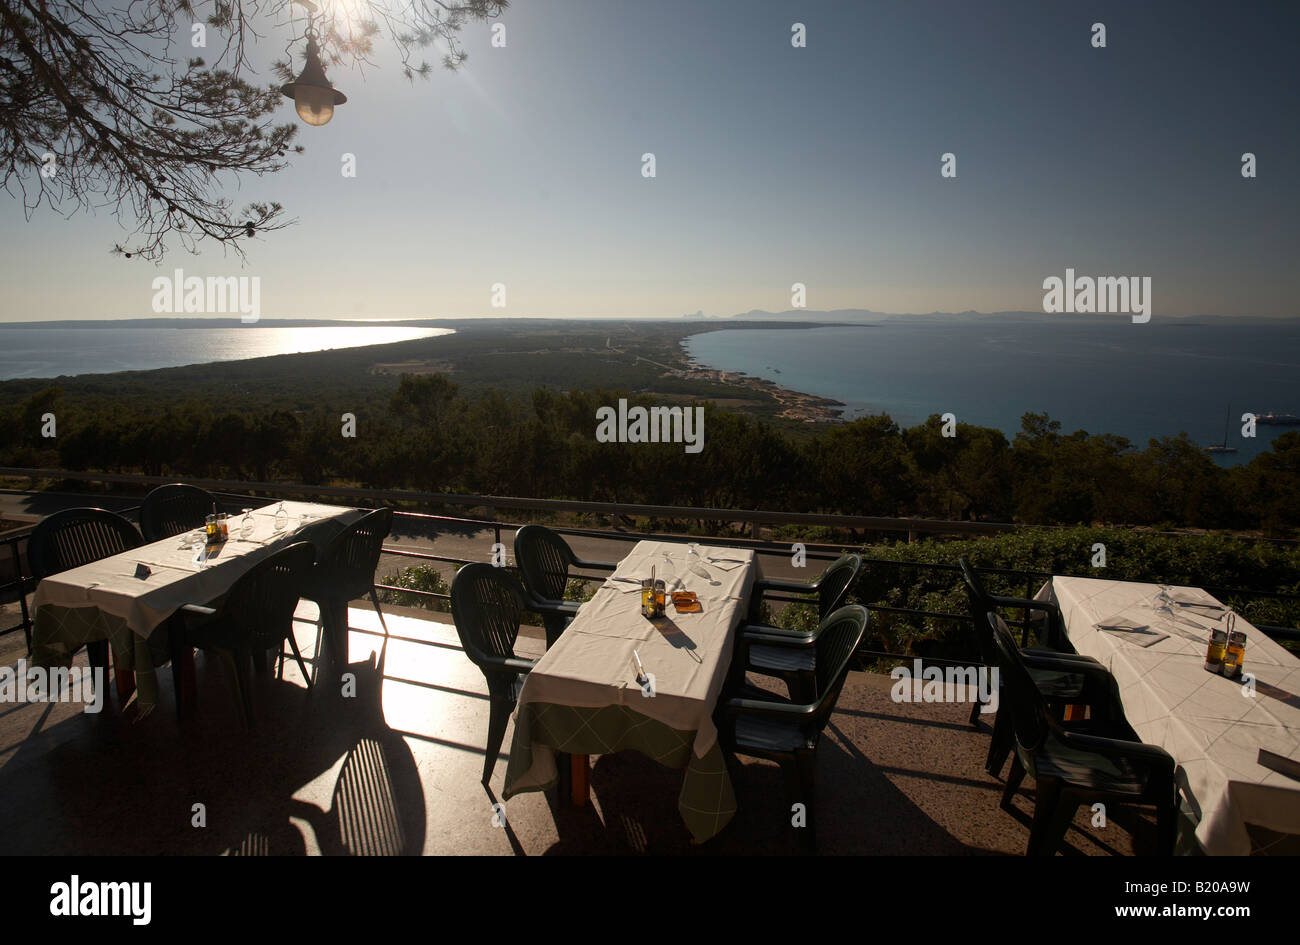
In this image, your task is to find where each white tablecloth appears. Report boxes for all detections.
[1039,576,1300,855]
[515,541,757,757]
[33,501,360,639]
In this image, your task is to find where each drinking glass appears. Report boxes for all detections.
[1154,583,1175,618]
[240,508,255,540]
[686,543,714,583]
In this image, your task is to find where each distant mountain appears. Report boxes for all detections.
[730,308,1050,322]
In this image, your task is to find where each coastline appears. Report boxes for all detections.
[673,332,846,424]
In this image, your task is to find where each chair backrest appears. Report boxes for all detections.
[985,611,1051,752]
[513,525,575,604]
[808,604,870,726]
[815,553,864,620]
[140,483,217,542]
[224,541,316,650]
[958,557,997,664]
[317,508,394,596]
[28,508,143,580]
[450,563,528,668]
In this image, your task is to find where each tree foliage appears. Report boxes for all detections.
[0,0,506,258]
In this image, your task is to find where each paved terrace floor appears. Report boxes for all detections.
[0,605,1156,855]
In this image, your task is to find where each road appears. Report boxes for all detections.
[0,490,824,585]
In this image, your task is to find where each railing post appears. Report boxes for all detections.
[750,520,761,540]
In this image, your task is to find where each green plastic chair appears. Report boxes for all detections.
[716,604,869,854]
[746,552,863,626]
[987,611,1178,856]
[733,553,863,700]
[28,508,143,692]
[174,541,316,729]
[958,557,1123,776]
[140,483,218,542]
[301,507,394,677]
[513,525,616,647]
[451,563,538,783]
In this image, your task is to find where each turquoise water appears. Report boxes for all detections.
[0,325,453,379]
[683,318,1300,466]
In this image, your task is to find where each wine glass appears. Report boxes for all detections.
[273,501,288,533]
[240,508,255,540]
[1154,583,1175,618]
[686,543,715,584]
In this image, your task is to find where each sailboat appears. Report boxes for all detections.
[1203,406,1237,454]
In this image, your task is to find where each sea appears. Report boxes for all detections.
[0,325,452,379]
[683,317,1300,467]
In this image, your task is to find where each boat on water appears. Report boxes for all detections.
[1253,411,1300,425]
[1204,407,1238,454]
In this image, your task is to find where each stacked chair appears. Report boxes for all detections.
[716,604,869,854]
[731,553,863,701]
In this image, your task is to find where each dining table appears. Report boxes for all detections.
[1037,576,1300,855]
[503,540,757,843]
[29,500,363,714]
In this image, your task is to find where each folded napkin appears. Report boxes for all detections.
[1095,614,1150,632]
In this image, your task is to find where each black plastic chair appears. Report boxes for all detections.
[716,604,869,854]
[986,611,1178,856]
[513,525,617,648]
[957,557,1122,775]
[730,553,862,698]
[450,563,538,783]
[173,541,317,728]
[140,483,218,542]
[28,508,144,692]
[301,507,394,678]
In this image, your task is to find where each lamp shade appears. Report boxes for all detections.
[280,35,346,126]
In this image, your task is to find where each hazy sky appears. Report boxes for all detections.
[1,0,1297,321]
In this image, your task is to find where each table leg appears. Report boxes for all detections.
[179,646,197,718]
[570,753,589,807]
[114,662,136,703]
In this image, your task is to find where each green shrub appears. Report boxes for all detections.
[376,564,453,613]
[849,527,1300,659]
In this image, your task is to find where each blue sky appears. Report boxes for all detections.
[1,0,1296,320]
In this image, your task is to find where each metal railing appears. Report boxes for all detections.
[2,470,1296,667]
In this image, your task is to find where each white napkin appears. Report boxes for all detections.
[1095,614,1149,632]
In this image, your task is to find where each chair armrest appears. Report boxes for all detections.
[572,557,618,572]
[481,655,537,675]
[523,594,580,616]
[753,577,818,596]
[990,594,1070,649]
[180,603,218,617]
[1023,647,1097,663]
[1021,652,1104,673]
[741,621,813,639]
[742,627,817,648]
[720,696,814,720]
[1021,653,1122,718]
[1059,729,1176,775]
